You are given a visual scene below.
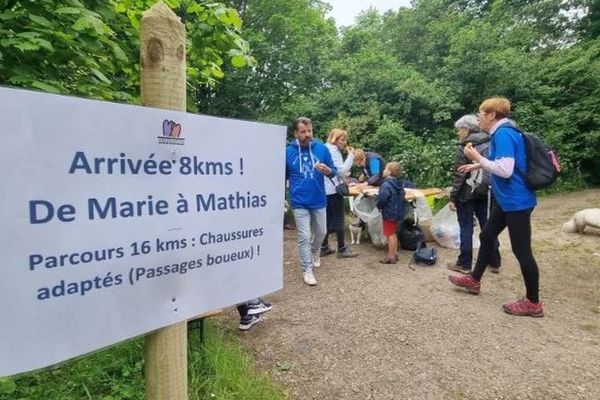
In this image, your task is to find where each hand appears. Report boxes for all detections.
[464,142,482,161]
[346,146,355,154]
[449,202,456,212]
[314,162,331,176]
[457,163,480,174]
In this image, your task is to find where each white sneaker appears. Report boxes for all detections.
[303,270,317,286]
[311,252,321,268]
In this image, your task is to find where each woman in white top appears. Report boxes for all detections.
[321,129,359,258]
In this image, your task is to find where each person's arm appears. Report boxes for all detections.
[478,157,514,179]
[376,183,390,210]
[450,145,468,203]
[466,130,515,179]
[335,150,354,178]
[322,146,337,177]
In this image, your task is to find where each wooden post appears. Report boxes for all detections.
[140,2,187,400]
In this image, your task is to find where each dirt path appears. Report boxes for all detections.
[235,189,600,399]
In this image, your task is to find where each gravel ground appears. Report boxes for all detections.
[229,189,600,400]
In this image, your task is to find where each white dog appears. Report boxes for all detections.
[562,208,600,233]
[348,212,366,244]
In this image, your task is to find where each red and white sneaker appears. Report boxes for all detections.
[502,298,544,317]
[448,274,481,294]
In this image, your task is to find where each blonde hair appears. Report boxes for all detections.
[327,128,348,144]
[479,97,511,119]
[386,161,402,178]
[354,149,365,163]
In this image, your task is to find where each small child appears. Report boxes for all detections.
[376,162,405,264]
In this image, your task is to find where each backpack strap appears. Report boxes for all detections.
[406,253,416,271]
[492,123,526,181]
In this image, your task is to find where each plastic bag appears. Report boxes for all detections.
[350,194,387,247]
[405,189,433,223]
[430,203,480,249]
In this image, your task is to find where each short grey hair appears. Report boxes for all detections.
[454,114,479,132]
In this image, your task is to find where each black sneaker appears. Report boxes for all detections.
[446,262,471,274]
[337,247,358,258]
[320,247,335,256]
[246,300,273,316]
[239,315,262,331]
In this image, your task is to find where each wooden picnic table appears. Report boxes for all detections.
[348,185,442,200]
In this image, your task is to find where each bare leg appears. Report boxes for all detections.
[387,234,398,259]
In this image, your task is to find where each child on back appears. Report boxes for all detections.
[376,162,405,264]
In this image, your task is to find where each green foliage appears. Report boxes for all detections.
[197,0,337,121]
[200,0,599,188]
[0,0,132,100]
[0,0,253,109]
[369,119,454,187]
[0,378,16,397]
[1,321,287,400]
[3,0,600,187]
[189,321,288,400]
[1,339,145,400]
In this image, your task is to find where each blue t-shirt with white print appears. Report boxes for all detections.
[285,139,337,210]
[488,124,537,212]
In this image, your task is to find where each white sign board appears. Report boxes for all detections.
[0,87,285,377]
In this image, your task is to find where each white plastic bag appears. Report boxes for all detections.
[405,189,433,223]
[430,203,480,249]
[351,194,387,247]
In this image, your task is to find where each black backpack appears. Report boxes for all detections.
[507,126,561,190]
[397,219,425,251]
[519,130,561,190]
[413,242,437,265]
[407,241,437,270]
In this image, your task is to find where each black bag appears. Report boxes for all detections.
[519,130,561,190]
[328,176,350,196]
[397,219,425,251]
[413,242,437,265]
[335,182,350,196]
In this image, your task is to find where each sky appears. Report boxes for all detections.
[326,0,413,27]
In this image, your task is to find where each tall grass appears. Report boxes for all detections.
[189,321,288,400]
[0,320,287,400]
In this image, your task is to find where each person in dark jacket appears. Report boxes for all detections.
[448,114,501,274]
[376,162,405,264]
[354,149,385,186]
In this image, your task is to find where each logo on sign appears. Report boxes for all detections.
[158,119,184,145]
